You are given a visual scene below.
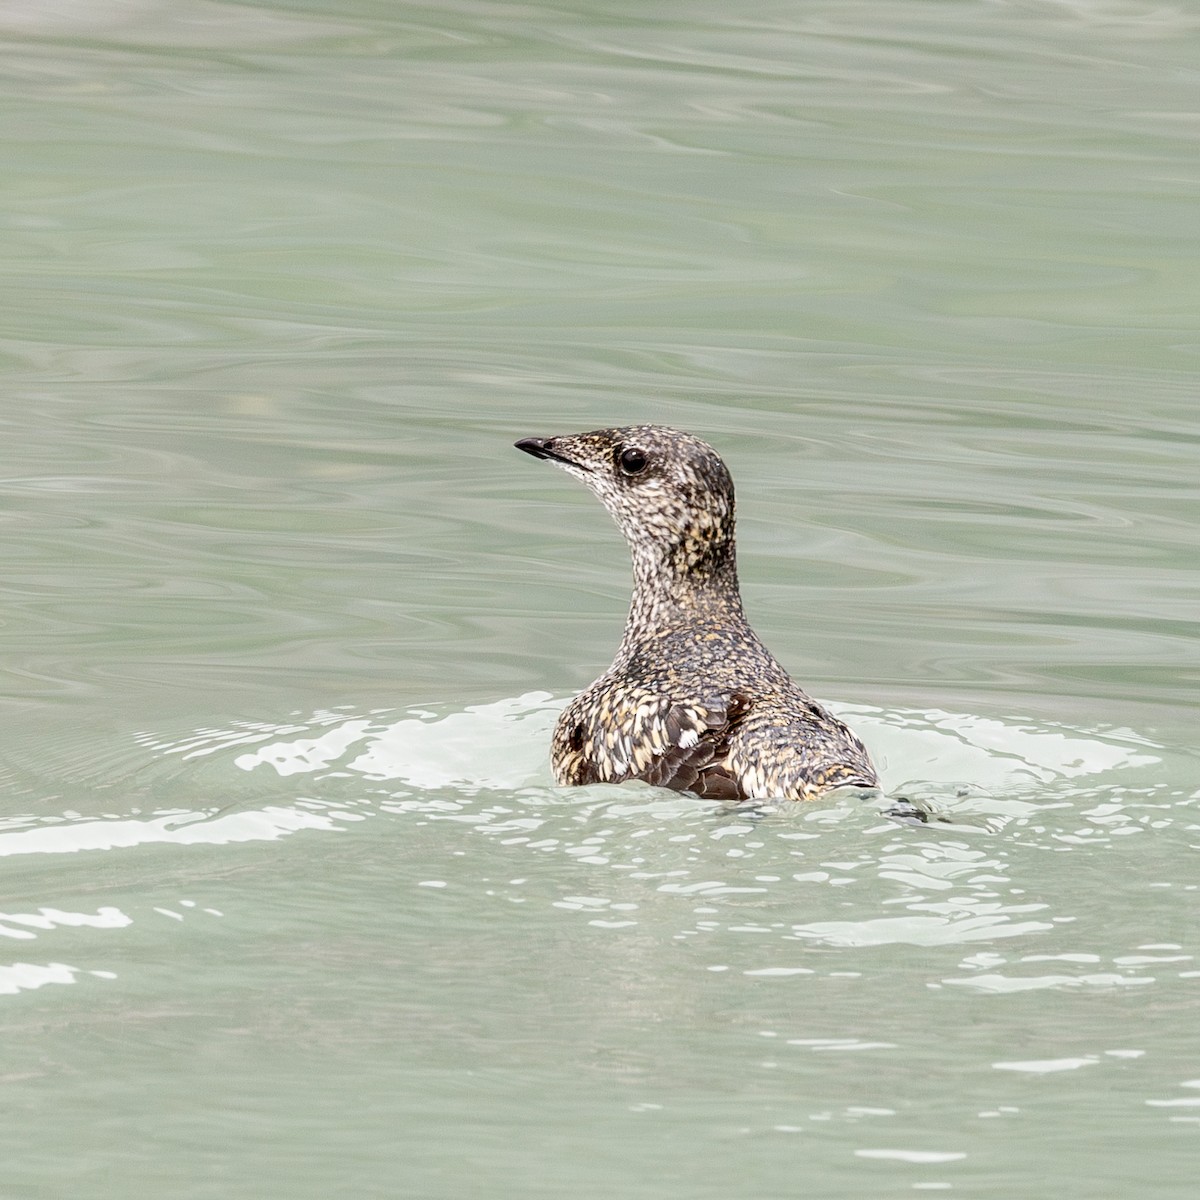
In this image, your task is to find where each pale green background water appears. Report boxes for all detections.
[2,1,1198,1196]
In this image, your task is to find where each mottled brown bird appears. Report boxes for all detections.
[515,425,878,802]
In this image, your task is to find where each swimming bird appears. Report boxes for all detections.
[515,425,878,801]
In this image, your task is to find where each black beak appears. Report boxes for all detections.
[515,437,553,460]
[514,437,581,468]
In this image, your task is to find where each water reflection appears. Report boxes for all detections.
[0,961,93,995]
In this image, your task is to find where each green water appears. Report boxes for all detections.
[2,1,1198,1196]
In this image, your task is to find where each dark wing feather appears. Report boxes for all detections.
[641,701,723,792]
[553,687,750,799]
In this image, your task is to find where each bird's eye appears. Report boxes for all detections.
[617,447,648,476]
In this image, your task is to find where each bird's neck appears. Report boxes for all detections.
[622,534,745,640]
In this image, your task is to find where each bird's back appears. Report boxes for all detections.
[552,616,878,801]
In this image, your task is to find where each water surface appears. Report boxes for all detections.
[1,1,1198,1196]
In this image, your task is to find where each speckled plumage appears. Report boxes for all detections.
[515,425,878,802]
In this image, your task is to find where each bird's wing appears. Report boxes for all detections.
[554,687,748,798]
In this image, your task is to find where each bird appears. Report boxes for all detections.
[515,425,878,802]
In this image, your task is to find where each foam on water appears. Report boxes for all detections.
[2,691,1187,864]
